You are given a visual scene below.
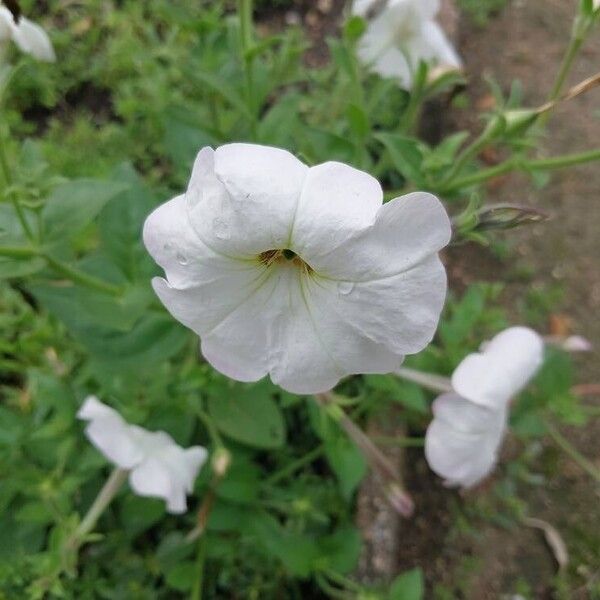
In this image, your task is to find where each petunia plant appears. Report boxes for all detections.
[0,0,599,597]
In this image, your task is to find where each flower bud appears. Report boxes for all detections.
[212,447,232,478]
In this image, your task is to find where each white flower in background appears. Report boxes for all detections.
[352,0,462,89]
[0,5,55,62]
[425,327,544,488]
[78,396,208,513]
[143,143,451,394]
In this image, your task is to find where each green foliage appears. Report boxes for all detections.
[0,0,596,598]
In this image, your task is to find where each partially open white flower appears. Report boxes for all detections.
[425,327,544,488]
[143,143,451,394]
[0,6,55,62]
[78,396,208,513]
[353,0,461,89]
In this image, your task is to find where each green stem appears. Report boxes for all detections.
[0,127,35,242]
[323,569,362,593]
[263,445,324,486]
[548,32,585,102]
[440,120,502,189]
[44,254,122,296]
[190,536,206,600]
[396,366,453,394]
[546,421,600,484]
[0,245,37,259]
[72,468,128,544]
[238,0,257,139]
[0,245,123,296]
[372,435,426,448]
[439,159,516,194]
[527,147,600,171]
[196,408,225,449]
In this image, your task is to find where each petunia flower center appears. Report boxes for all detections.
[258,249,313,274]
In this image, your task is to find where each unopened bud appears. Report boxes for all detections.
[212,447,232,477]
[503,108,542,136]
[476,203,548,231]
[385,482,414,518]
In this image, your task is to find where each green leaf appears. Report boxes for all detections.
[324,429,367,499]
[317,526,362,573]
[29,282,149,332]
[0,256,45,280]
[162,107,217,174]
[248,513,320,577]
[119,496,164,536]
[98,164,159,283]
[165,562,196,592]
[376,133,427,186]
[389,568,424,600]
[346,103,370,139]
[208,382,286,449]
[42,179,129,241]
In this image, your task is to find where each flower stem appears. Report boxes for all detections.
[372,435,425,447]
[439,159,516,194]
[545,421,600,485]
[263,444,324,486]
[238,0,257,139]
[0,245,38,259]
[395,366,453,394]
[190,535,207,600]
[43,254,123,296]
[186,484,218,543]
[315,392,414,517]
[0,123,35,242]
[548,29,586,102]
[527,147,600,171]
[440,120,502,189]
[73,468,128,544]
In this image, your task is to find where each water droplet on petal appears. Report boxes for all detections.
[163,242,173,252]
[176,252,188,265]
[213,218,230,240]
[338,281,355,295]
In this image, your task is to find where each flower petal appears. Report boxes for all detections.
[12,17,55,62]
[452,327,544,409]
[129,457,187,514]
[416,21,462,68]
[0,8,14,40]
[143,194,251,289]
[306,254,446,359]
[356,9,413,87]
[425,393,506,488]
[305,192,451,281]
[78,398,143,469]
[185,145,308,256]
[267,268,346,394]
[291,162,382,257]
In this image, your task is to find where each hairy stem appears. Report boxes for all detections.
[0,125,35,241]
[546,421,600,484]
[396,366,453,394]
[73,468,128,544]
[315,392,414,517]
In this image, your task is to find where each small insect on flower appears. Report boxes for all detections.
[143,143,452,394]
[0,2,55,62]
[352,0,462,89]
[78,397,208,513]
[425,327,544,488]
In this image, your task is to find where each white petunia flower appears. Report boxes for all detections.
[425,327,544,488]
[353,0,461,89]
[0,6,55,62]
[143,143,451,394]
[78,396,208,514]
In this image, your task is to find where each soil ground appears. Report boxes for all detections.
[421,1,600,597]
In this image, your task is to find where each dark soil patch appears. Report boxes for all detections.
[22,82,118,135]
